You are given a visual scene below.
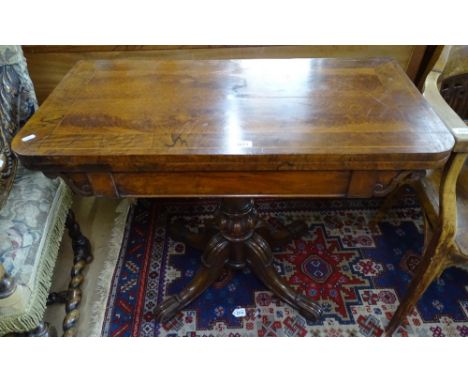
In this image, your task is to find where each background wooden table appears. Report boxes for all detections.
[23,45,436,104]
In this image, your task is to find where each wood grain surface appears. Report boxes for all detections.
[13,58,454,175]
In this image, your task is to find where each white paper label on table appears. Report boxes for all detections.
[21,134,36,142]
[236,140,252,148]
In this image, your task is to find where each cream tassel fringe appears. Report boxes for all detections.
[0,180,72,335]
[87,198,133,336]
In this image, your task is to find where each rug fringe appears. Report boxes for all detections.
[86,198,133,337]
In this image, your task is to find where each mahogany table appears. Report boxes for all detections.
[12,58,454,324]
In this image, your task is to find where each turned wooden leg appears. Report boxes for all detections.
[168,218,217,251]
[27,321,57,337]
[154,233,230,322]
[0,263,16,299]
[61,209,93,337]
[245,233,323,321]
[255,219,308,248]
[386,153,467,336]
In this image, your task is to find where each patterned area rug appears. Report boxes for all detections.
[101,194,468,336]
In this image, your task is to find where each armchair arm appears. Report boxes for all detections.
[423,46,468,152]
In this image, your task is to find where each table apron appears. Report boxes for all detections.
[52,170,425,199]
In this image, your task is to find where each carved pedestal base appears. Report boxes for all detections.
[154,198,323,323]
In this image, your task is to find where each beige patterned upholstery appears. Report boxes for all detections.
[0,46,73,335]
[0,166,72,334]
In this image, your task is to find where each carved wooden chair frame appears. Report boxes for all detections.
[381,45,468,336]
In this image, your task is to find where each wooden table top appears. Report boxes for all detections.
[13,58,454,172]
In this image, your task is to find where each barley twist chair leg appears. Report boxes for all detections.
[26,210,93,337]
[60,209,93,336]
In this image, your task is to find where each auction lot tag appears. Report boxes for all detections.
[236,140,252,148]
[232,308,246,318]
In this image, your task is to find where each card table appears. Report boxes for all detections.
[13,58,454,322]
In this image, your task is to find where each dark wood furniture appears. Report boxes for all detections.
[12,58,455,325]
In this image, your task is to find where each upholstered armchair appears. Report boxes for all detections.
[0,46,92,336]
[383,46,468,335]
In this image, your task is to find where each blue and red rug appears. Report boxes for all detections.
[101,194,468,336]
